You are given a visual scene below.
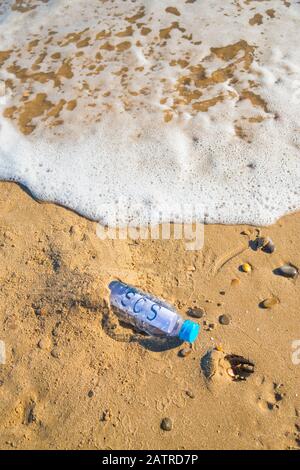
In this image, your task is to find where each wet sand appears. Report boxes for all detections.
[0,181,299,449]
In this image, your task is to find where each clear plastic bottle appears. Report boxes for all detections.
[109,280,200,343]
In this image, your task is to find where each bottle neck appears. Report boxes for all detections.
[172,317,184,337]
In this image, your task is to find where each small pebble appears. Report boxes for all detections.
[178,347,192,358]
[241,263,252,273]
[33,306,47,317]
[275,392,284,402]
[208,323,215,330]
[100,409,111,422]
[161,417,173,432]
[261,297,279,309]
[219,314,231,325]
[277,264,298,279]
[187,265,196,272]
[186,390,195,399]
[50,348,60,358]
[187,307,205,319]
[88,390,94,398]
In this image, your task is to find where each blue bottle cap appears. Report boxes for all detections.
[179,320,200,343]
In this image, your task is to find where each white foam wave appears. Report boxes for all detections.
[0,0,300,226]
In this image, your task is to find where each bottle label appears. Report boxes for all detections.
[111,284,178,334]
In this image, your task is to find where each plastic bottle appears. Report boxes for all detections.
[109,280,200,343]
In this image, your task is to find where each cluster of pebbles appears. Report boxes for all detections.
[161,232,298,431]
[178,233,298,388]
[250,235,298,308]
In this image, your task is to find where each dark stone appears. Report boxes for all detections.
[219,314,231,325]
[161,417,172,432]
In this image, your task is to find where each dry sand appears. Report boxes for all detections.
[0,181,300,450]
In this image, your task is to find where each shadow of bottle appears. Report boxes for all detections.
[101,304,183,352]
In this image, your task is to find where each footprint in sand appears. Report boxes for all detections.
[256,379,285,412]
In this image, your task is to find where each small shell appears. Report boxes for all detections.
[261,297,279,309]
[241,229,252,237]
[277,264,298,279]
[227,368,235,378]
[241,363,255,373]
[256,236,275,253]
[241,263,252,273]
[262,238,275,254]
[256,236,266,249]
[100,409,111,422]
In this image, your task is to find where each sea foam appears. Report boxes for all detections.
[0,0,300,226]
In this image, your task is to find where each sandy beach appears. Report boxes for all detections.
[0,181,299,450]
[1,0,300,452]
